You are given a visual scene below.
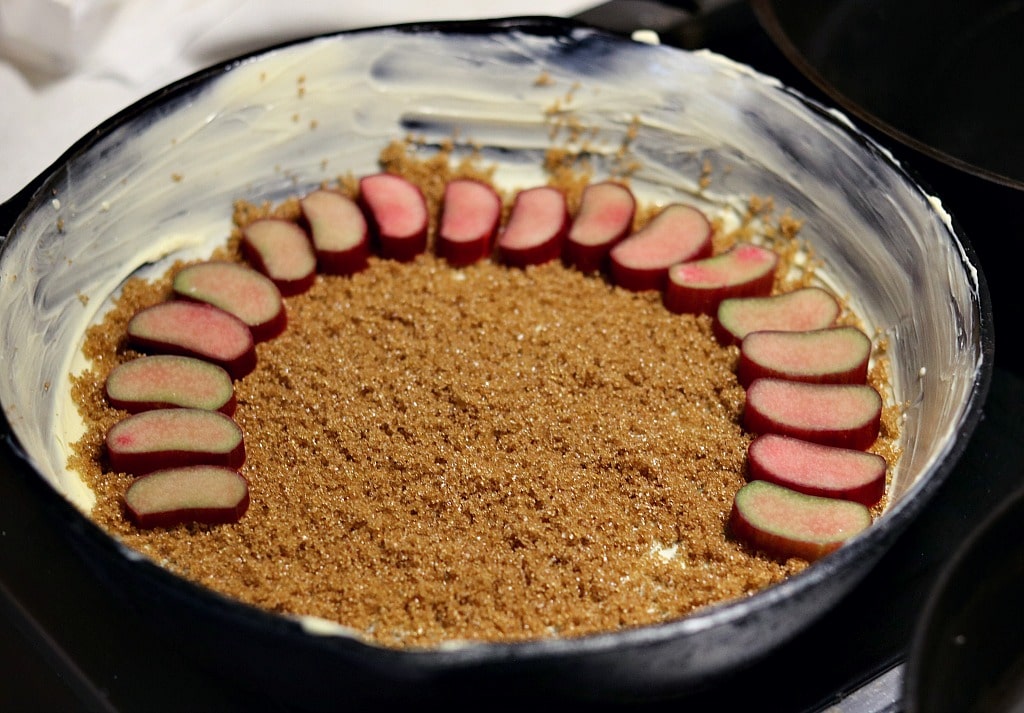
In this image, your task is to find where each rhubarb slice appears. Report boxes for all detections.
[105,355,236,415]
[564,181,636,273]
[358,173,428,262]
[743,378,882,451]
[608,203,712,291]
[124,465,250,528]
[241,218,317,296]
[126,301,256,379]
[747,433,887,506]
[496,186,570,267]
[664,243,778,315]
[714,286,841,347]
[173,261,286,342]
[106,408,245,475]
[737,326,872,388]
[437,178,502,267]
[300,189,370,276]
[730,480,872,562]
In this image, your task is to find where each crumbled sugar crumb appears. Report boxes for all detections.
[533,71,555,87]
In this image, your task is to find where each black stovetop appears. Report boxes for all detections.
[2,6,1022,711]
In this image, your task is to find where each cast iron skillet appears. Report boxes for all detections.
[905,480,1024,712]
[0,15,993,708]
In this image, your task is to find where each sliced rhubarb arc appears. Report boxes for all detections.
[106,408,245,475]
[241,218,317,296]
[608,203,712,292]
[730,480,872,562]
[737,326,871,388]
[747,433,887,506]
[714,286,841,346]
[436,178,502,267]
[358,173,429,262]
[173,261,286,342]
[496,186,570,268]
[664,243,778,315]
[105,355,236,415]
[564,181,636,274]
[300,189,370,276]
[743,378,882,451]
[124,465,250,528]
[126,301,256,379]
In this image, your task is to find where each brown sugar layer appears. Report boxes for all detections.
[68,140,901,648]
[69,252,810,648]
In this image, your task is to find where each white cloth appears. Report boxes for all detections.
[0,0,594,204]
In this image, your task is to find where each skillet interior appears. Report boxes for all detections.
[0,16,991,705]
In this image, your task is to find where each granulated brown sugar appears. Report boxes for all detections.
[67,142,898,649]
[69,249,818,647]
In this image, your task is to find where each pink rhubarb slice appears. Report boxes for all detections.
[664,243,778,315]
[743,378,882,451]
[358,173,429,262]
[173,261,286,342]
[747,433,887,506]
[124,465,250,528]
[300,189,370,276]
[714,286,841,347]
[496,186,570,268]
[737,326,872,388]
[608,203,712,292]
[241,218,317,296]
[564,181,636,274]
[105,355,236,415]
[730,480,872,562]
[436,178,502,267]
[126,301,256,379]
[106,408,245,475]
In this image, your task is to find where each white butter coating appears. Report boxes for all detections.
[0,26,981,533]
